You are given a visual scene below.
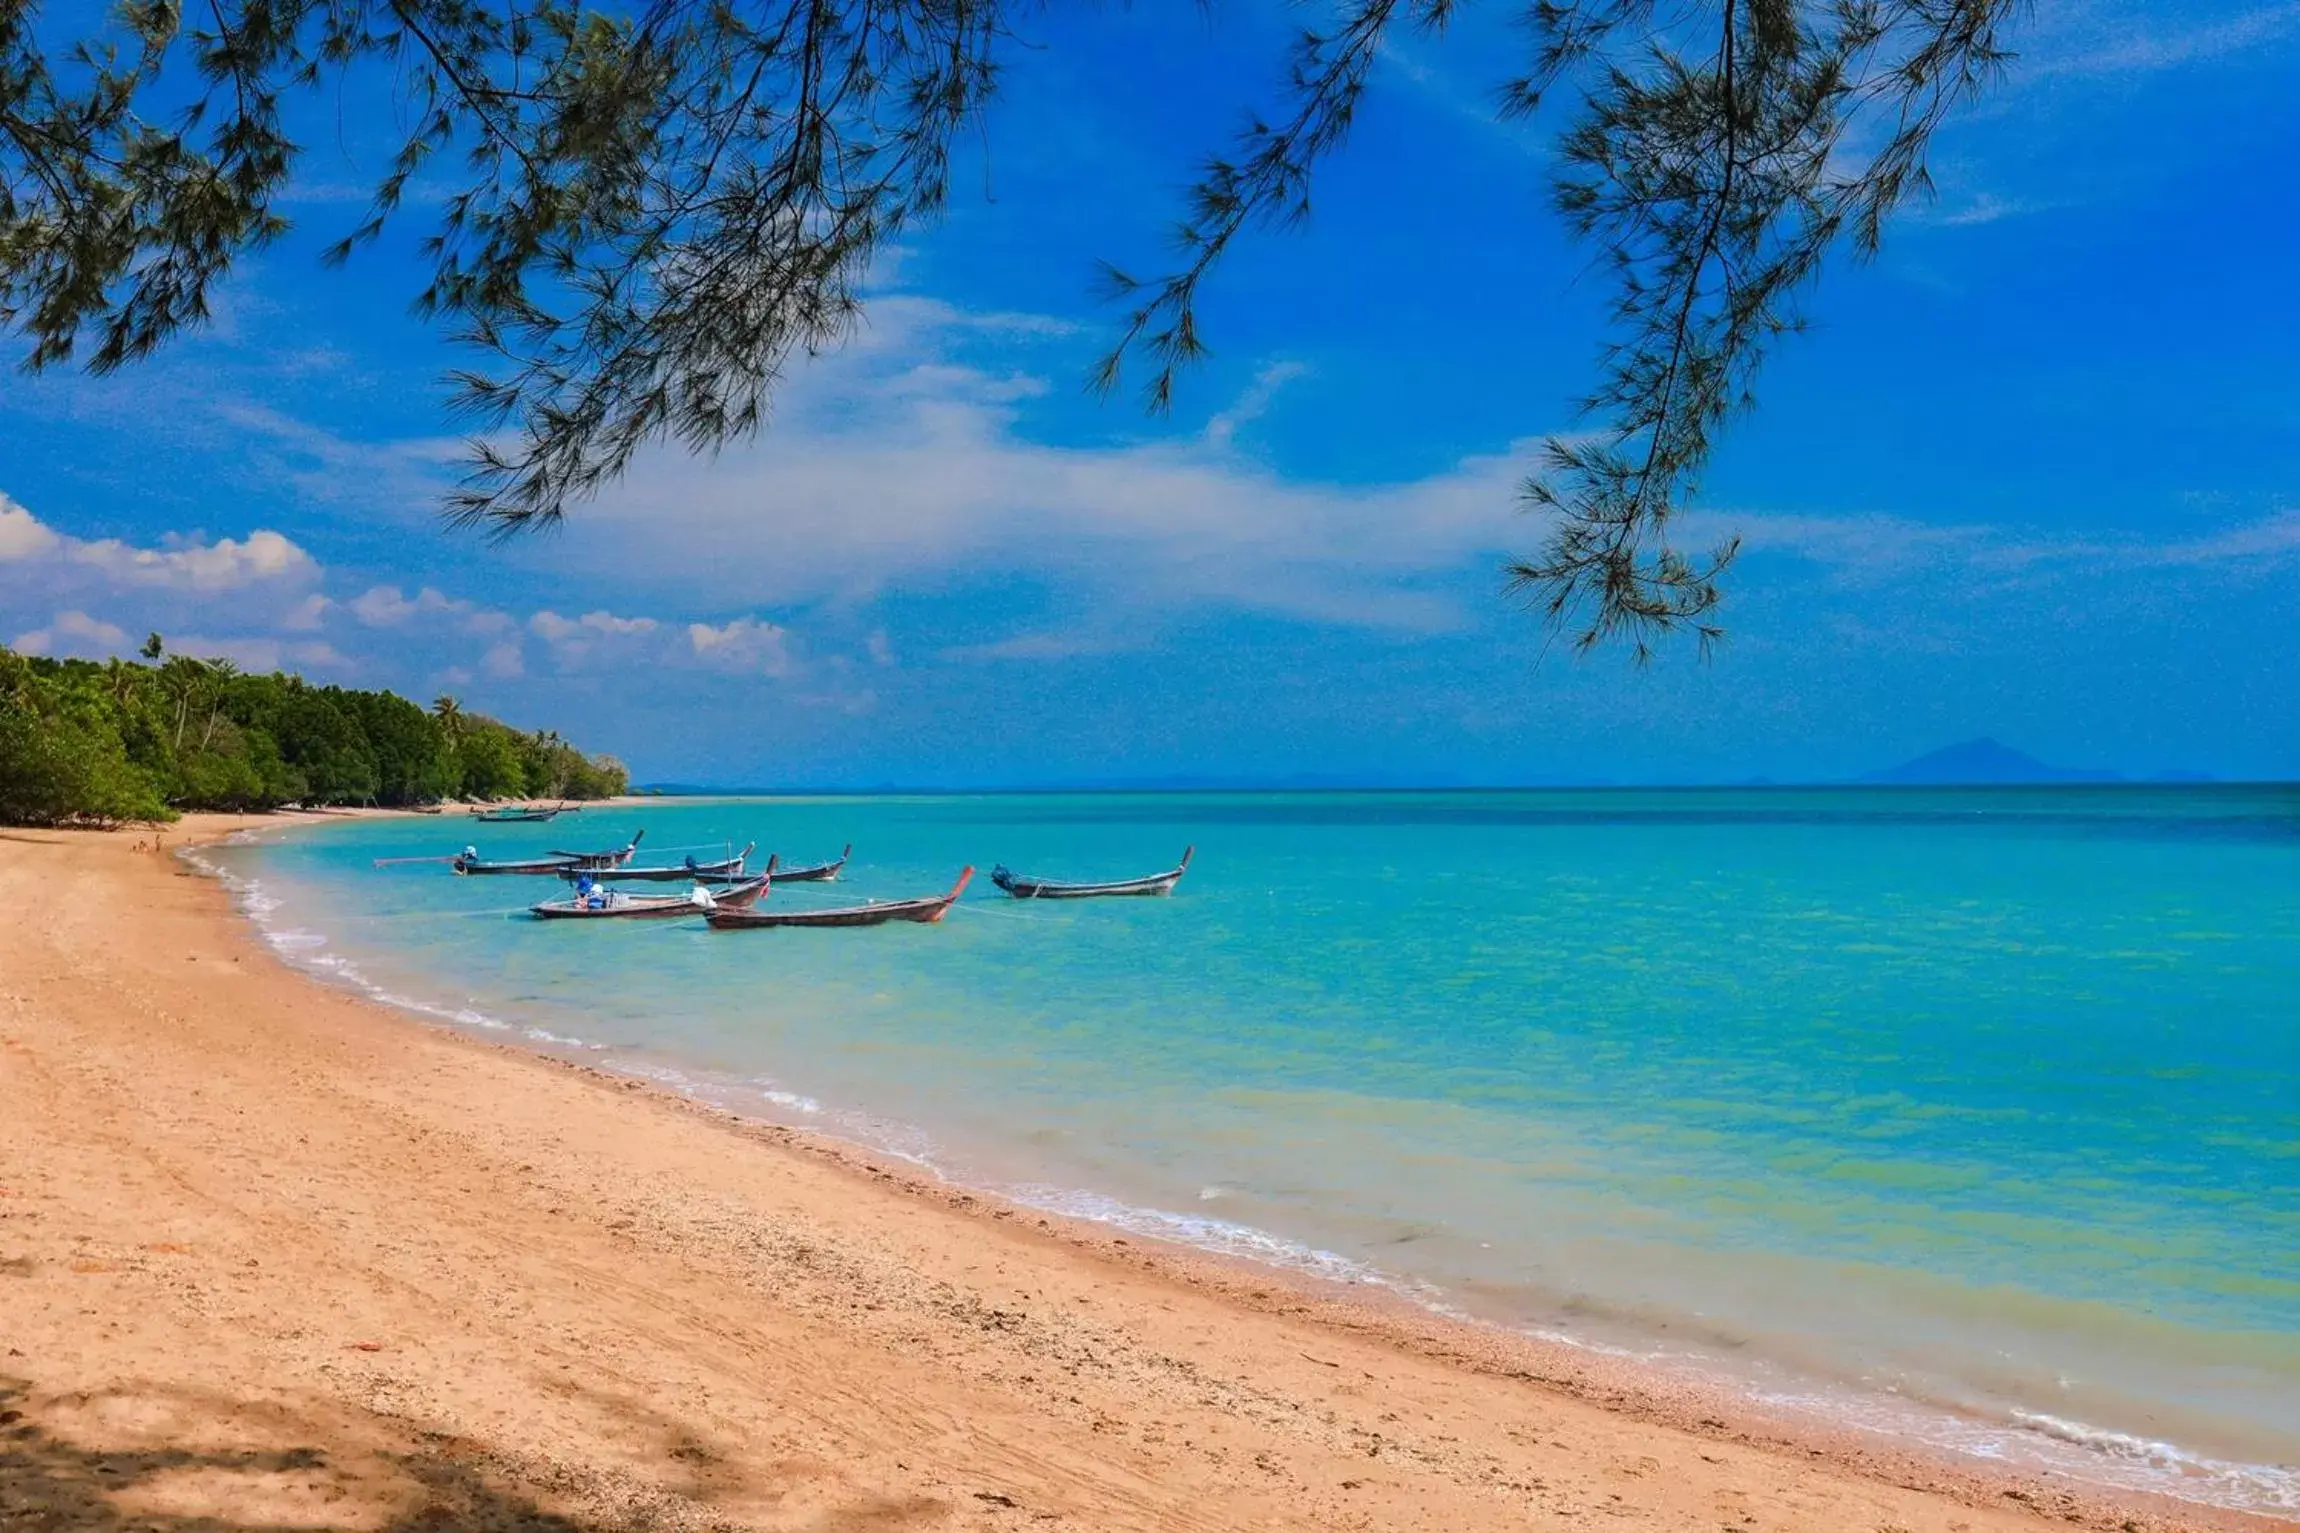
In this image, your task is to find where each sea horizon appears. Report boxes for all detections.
[201,783,2300,1518]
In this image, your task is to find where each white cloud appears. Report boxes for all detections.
[12,610,130,658]
[351,584,468,625]
[554,301,1529,633]
[346,584,517,637]
[0,494,316,591]
[0,498,62,560]
[688,616,796,676]
[529,607,661,667]
[75,526,314,590]
[530,609,658,642]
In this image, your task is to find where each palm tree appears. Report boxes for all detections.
[432,695,464,741]
[102,657,138,708]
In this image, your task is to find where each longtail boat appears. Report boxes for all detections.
[530,873,768,920]
[558,843,756,883]
[545,830,646,869]
[470,804,561,823]
[452,831,643,876]
[990,846,1192,900]
[770,843,851,882]
[706,868,973,930]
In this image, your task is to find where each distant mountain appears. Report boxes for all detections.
[1860,738,2126,786]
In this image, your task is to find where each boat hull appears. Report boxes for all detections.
[706,868,971,930]
[457,857,581,876]
[989,847,1193,900]
[559,843,754,883]
[532,876,767,919]
[456,831,644,876]
[767,845,852,882]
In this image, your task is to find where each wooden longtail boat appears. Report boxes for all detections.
[990,846,1193,900]
[769,843,852,882]
[452,831,644,876]
[545,830,646,869]
[705,868,973,930]
[470,805,560,823]
[530,873,768,920]
[558,843,756,883]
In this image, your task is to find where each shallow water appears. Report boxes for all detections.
[206,786,2300,1514]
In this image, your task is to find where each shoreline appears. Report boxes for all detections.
[2,812,2282,1532]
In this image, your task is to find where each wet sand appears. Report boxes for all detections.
[0,814,2276,1532]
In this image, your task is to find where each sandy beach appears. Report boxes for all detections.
[0,814,2275,1533]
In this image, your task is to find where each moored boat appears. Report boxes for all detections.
[453,831,644,876]
[545,830,646,870]
[770,843,852,882]
[990,846,1192,899]
[470,804,561,823]
[706,868,973,930]
[530,873,769,920]
[557,843,756,883]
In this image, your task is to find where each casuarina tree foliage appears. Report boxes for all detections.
[0,0,2019,651]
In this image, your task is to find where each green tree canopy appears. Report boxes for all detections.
[0,647,625,825]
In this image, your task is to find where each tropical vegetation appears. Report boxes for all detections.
[0,638,626,826]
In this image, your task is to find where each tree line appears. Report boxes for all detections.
[0,638,627,826]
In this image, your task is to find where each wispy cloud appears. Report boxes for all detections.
[939,629,1138,664]
[540,299,1535,633]
[2027,0,2300,78]
[1205,361,1310,450]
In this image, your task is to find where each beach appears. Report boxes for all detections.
[0,814,2278,1532]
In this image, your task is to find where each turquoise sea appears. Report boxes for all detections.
[201,786,2300,1514]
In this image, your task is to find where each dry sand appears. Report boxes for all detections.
[0,814,2276,1532]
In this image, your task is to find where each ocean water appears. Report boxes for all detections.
[201,786,2300,1514]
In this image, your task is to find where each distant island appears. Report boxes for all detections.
[1861,738,2212,786]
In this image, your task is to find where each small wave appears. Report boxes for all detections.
[2007,1410,2300,1513]
[1736,1383,2300,1516]
[761,1088,824,1115]
[523,1026,607,1050]
[1000,1183,1421,1296]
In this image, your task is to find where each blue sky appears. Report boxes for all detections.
[3,0,2296,786]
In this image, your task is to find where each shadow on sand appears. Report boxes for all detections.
[0,1377,944,1532]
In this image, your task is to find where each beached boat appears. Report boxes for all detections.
[452,831,644,876]
[558,843,756,883]
[769,843,852,882]
[530,873,769,920]
[705,868,973,930]
[990,847,1193,899]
